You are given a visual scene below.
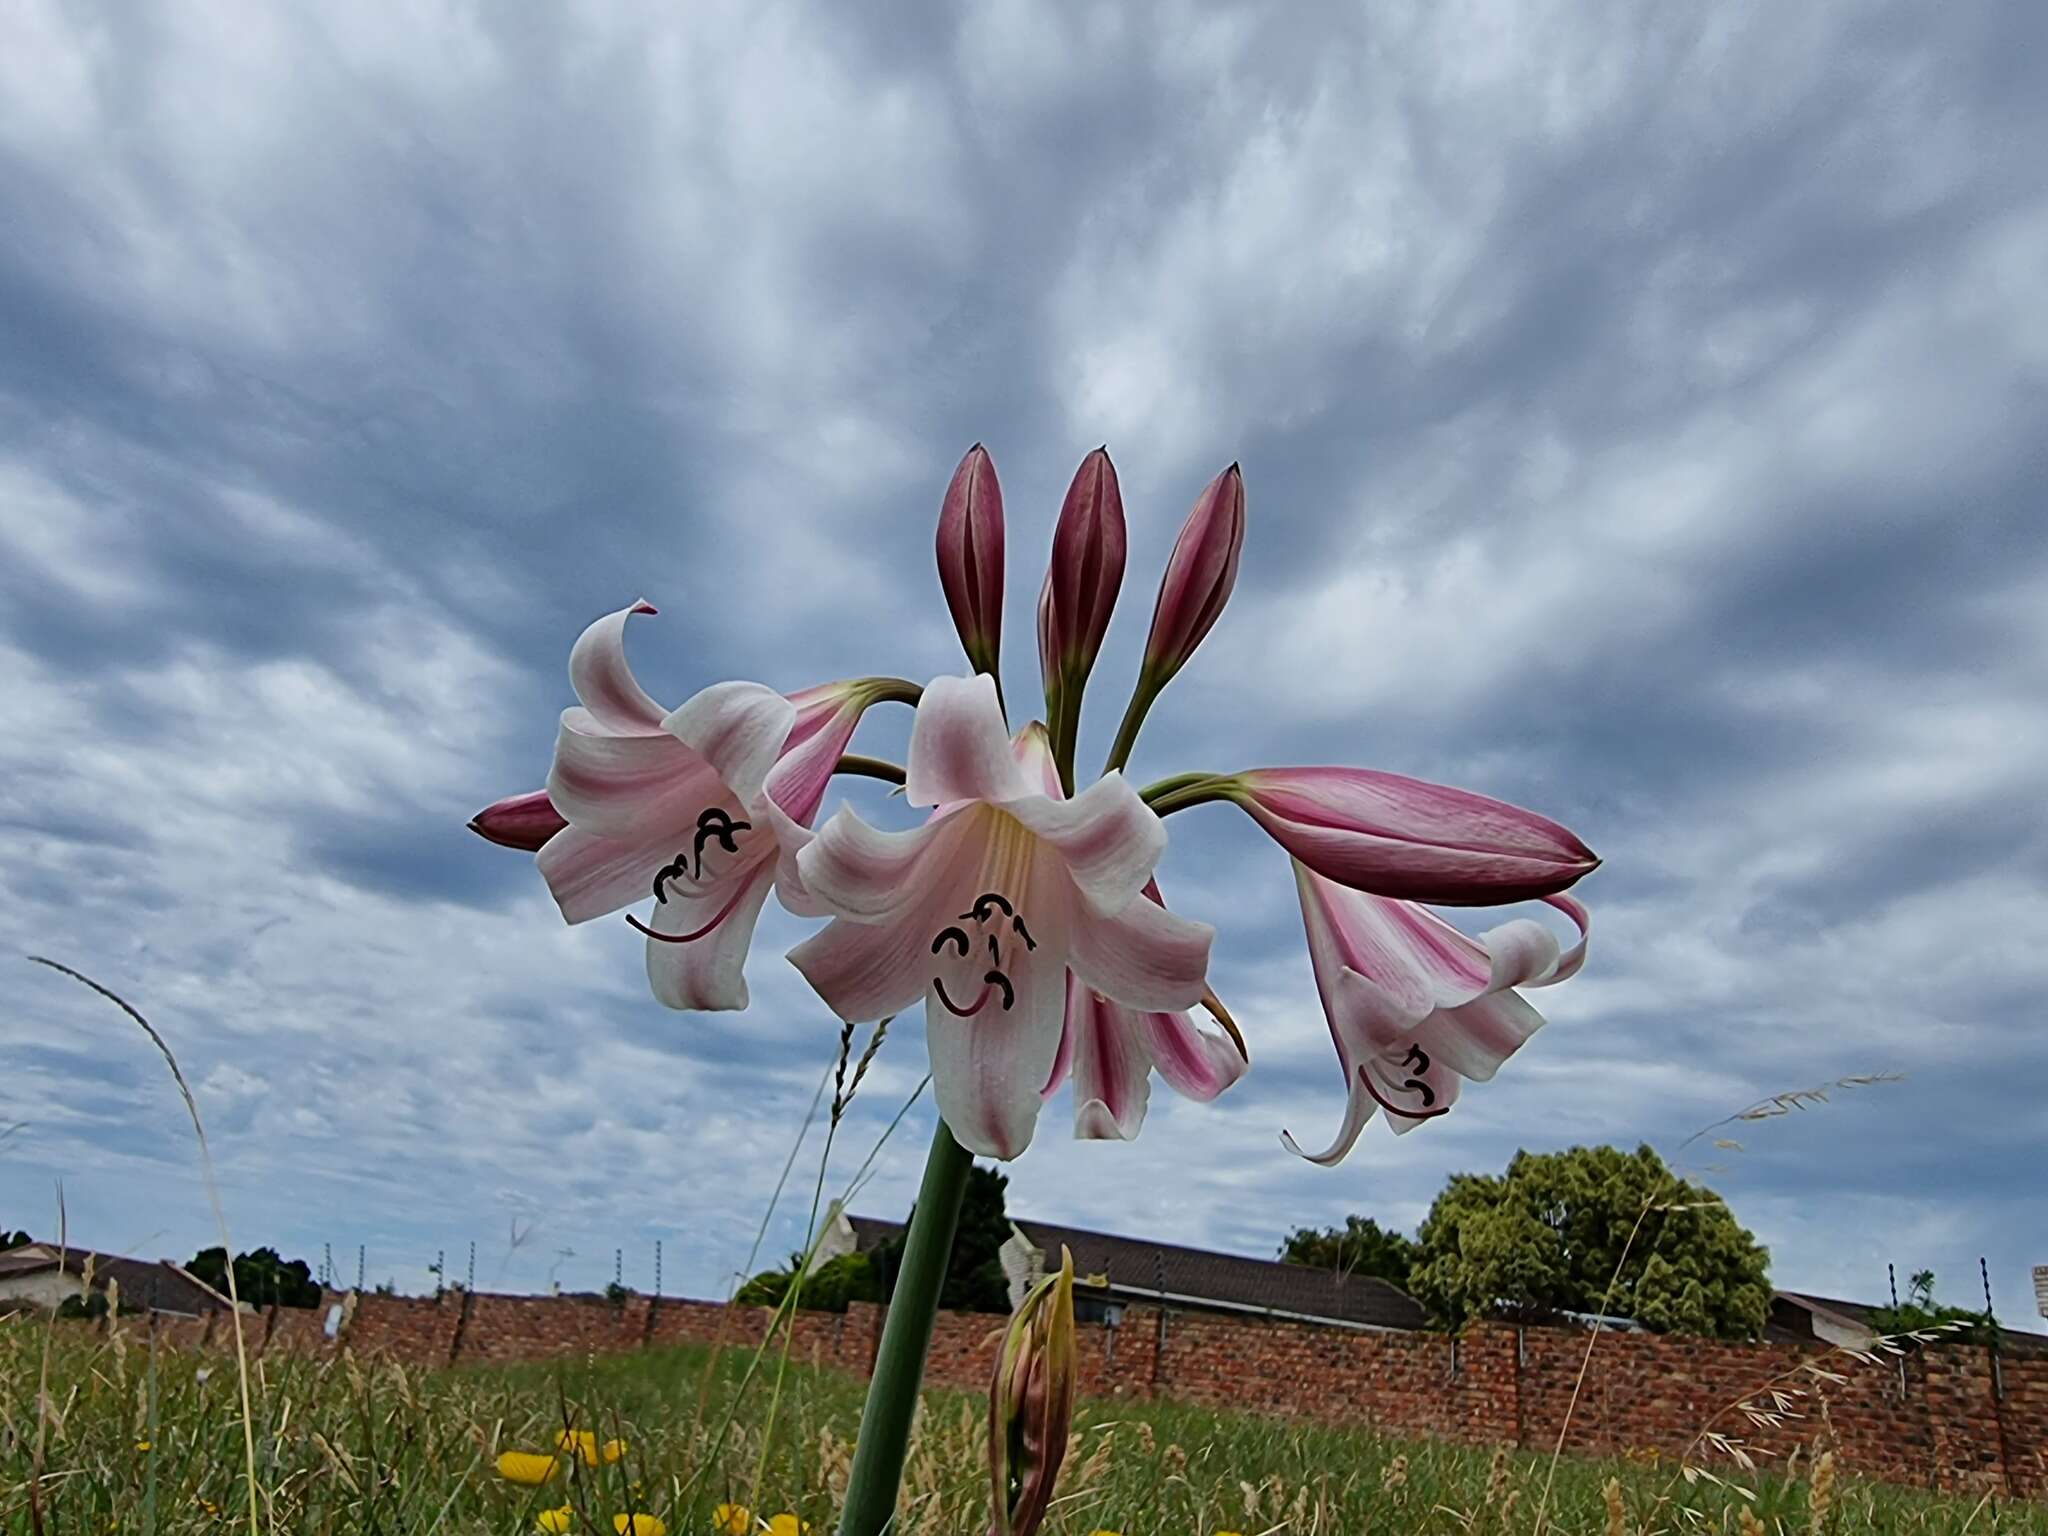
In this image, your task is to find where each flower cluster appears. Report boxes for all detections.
[474,446,1596,1162]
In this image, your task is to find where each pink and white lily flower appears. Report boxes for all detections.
[1284,861,1590,1165]
[789,673,1214,1159]
[533,601,870,1012]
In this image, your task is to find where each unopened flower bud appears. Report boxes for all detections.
[1038,448,1127,696]
[1140,463,1244,685]
[468,789,567,852]
[936,443,1006,680]
[989,1246,1076,1536]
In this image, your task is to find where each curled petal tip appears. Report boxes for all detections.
[629,598,658,616]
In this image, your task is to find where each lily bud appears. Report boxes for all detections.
[1038,448,1127,697]
[936,443,1006,679]
[989,1246,1076,1536]
[1140,463,1244,685]
[1229,766,1598,906]
[468,789,567,852]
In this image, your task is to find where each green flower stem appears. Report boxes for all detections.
[834,754,908,785]
[1103,670,1165,775]
[1139,771,1235,817]
[835,1118,975,1536]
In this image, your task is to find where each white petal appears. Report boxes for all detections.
[645,863,776,1012]
[662,682,796,809]
[1005,771,1164,916]
[788,899,948,1024]
[536,824,669,924]
[568,601,668,733]
[1066,889,1212,1012]
[905,673,1025,808]
[1280,1082,1378,1167]
[796,804,970,921]
[548,708,718,839]
[925,863,1070,1159]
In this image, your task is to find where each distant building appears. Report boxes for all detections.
[819,1211,1430,1332]
[0,1241,234,1318]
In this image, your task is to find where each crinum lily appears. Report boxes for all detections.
[788,672,1213,1158]
[1285,863,1590,1164]
[482,601,904,1011]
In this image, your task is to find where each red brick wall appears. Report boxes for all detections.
[114,1291,2046,1499]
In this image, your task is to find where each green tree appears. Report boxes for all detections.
[187,1245,322,1309]
[735,1251,881,1313]
[1278,1216,1418,1286]
[1408,1144,1771,1339]
[868,1164,1015,1314]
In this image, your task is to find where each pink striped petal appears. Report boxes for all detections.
[1065,884,1211,1012]
[765,687,867,828]
[662,682,796,810]
[1069,978,1151,1141]
[567,601,667,734]
[644,861,777,1012]
[1132,1003,1248,1104]
[1236,767,1598,906]
[547,712,720,840]
[1418,987,1546,1084]
[1004,771,1164,916]
[906,673,1024,808]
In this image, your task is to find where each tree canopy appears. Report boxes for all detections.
[739,1163,1019,1317]
[1278,1215,1418,1286]
[1,1229,32,1251]
[187,1246,322,1309]
[867,1164,1015,1314]
[1407,1144,1772,1339]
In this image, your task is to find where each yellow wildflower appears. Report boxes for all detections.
[497,1450,562,1486]
[613,1517,666,1536]
[135,1440,152,1453]
[538,1508,576,1534]
[766,1519,809,1536]
[557,1429,628,1466]
[711,1506,752,1536]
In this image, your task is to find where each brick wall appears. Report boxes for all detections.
[112,1291,2046,1499]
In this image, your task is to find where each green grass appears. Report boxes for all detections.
[4,1316,2043,1535]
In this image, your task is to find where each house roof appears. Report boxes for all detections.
[0,1242,231,1316]
[845,1214,1430,1332]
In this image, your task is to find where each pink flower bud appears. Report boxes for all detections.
[1140,463,1244,683]
[935,443,1005,678]
[468,789,567,852]
[989,1247,1076,1536]
[1037,448,1127,694]
[1231,766,1598,906]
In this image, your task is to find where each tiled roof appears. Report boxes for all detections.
[0,1242,230,1316]
[846,1214,1429,1331]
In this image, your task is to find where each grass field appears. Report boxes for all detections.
[4,1315,2042,1535]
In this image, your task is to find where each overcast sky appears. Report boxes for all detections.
[4,2,2045,1323]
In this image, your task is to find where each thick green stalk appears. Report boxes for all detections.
[1103,670,1164,775]
[835,1119,976,1536]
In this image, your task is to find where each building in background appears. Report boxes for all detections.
[0,1241,233,1318]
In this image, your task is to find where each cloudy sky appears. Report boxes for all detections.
[4,2,2045,1323]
